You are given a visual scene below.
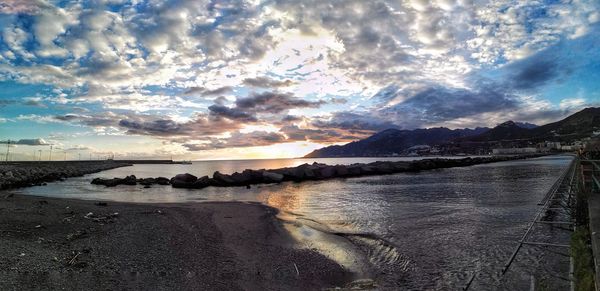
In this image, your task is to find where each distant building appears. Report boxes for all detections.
[492,147,538,154]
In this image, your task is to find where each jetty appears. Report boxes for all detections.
[89,155,546,189]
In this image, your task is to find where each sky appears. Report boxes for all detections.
[0,0,599,160]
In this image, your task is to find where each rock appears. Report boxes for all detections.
[171,173,197,183]
[333,165,349,177]
[138,177,156,186]
[192,176,214,188]
[230,171,252,185]
[213,171,235,185]
[155,177,170,185]
[316,166,335,179]
[262,171,284,183]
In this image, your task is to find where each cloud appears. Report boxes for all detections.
[185,86,233,96]
[22,97,46,107]
[384,85,518,127]
[0,0,45,15]
[312,111,399,133]
[242,77,295,88]
[0,138,50,146]
[235,91,325,114]
[183,131,287,151]
[118,113,243,138]
[509,59,560,90]
[207,104,257,122]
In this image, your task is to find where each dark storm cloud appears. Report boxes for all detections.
[510,60,559,90]
[118,119,183,136]
[312,111,399,133]
[208,104,257,122]
[372,84,401,102]
[53,114,117,127]
[383,85,518,126]
[118,113,244,138]
[242,77,295,88]
[235,91,325,113]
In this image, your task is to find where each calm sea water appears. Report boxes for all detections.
[9,155,573,290]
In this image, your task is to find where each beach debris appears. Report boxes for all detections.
[83,212,119,224]
[346,279,377,290]
[94,202,108,207]
[67,252,81,265]
[66,230,88,241]
[293,262,300,277]
[37,200,48,205]
[4,193,14,198]
[34,224,43,229]
[19,253,26,257]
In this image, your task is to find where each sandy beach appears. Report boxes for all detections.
[0,194,351,290]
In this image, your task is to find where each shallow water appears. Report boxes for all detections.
[8,155,573,290]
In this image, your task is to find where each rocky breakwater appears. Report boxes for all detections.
[91,175,170,187]
[167,154,544,189]
[0,161,131,190]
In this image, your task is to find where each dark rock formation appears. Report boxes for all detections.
[91,175,137,187]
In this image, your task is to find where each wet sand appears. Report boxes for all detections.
[0,194,352,290]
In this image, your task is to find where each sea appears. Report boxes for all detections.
[7,155,574,290]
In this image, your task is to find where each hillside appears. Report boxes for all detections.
[304,127,489,158]
[305,107,600,158]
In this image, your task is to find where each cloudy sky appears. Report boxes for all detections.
[0,0,599,160]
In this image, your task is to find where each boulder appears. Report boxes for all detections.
[230,171,253,185]
[122,175,137,185]
[213,171,235,185]
[192,176,214,188]
[155,177,170,185]
[316,166,335,179]
[171,173,198,188]
[333,165,349,177]
[138,177,155,186]
[262,171,284,183]
[171,173,197,184]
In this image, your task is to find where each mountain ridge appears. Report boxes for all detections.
[304,107,599,158]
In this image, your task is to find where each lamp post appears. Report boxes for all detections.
[49,145,53,161]
[5,139,10,162]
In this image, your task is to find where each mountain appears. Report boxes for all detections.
[304,107,600,158]
[465,121,532,142]
[528,107,600,139]
[304,127,489,158]
[466,107,600,142]
[515,122,538,129]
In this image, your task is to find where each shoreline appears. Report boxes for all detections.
[0,194,353,290]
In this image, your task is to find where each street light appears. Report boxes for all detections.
[4,139,10,162]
